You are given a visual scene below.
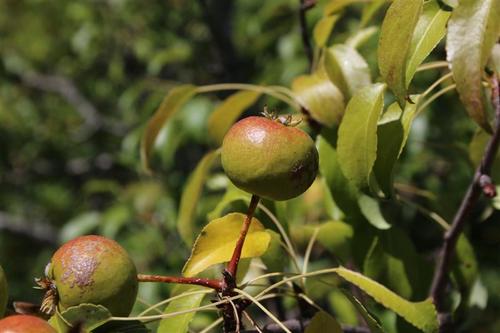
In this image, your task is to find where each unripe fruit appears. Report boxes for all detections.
[221,116,319,201]
[0,315,56,333]
[0,265,6,318]
[47,235,138,316]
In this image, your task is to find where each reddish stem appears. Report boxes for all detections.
[226,195,261,279]
[137,274,222,291]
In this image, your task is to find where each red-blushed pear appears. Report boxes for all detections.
[0,315,56,333]
[221,115,318,201]
[44,235,138,317]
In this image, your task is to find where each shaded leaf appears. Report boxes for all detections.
[447,0,500,132]
[0,266,7,318]
[328,290,359,326]
[378,0,423,107]
[141,84,197,172]
[346,26,379,49]
[469,129,500,182]
[182,213,271,277]
[358,195,391,230]
[337,83,386,189]
[59,212,100,243]
[313,15,340,48]
[317,132,361,217]
[178,150,220,245]
[261,230,288,272]
[305,311,342,333]
[157,285,206,333]
[334,267,438,333]
[207,91,261,146]
[207,182,250,221]
[452,235,479,296]
[341,290,385,333]
[324,0,371,15]
[58,304,111,331]
[324,44,372,99]
[405,1,451,87]
[360,0,388,28]
[292,70,345,127]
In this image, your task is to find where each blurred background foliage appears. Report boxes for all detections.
[0,0,499,332]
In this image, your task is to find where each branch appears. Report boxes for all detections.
[241,318,370,333]
[137,274,222,290]
[298,0,315,69]
[430,74,500,330]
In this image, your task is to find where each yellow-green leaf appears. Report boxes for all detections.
[292,70,345,127]
[346,26,379,49]
[182,213,271,277]
[405,1,451,87]
[340,290,385,333]
[337,83,386,189]
[178,150,220,245]
[447,0,500,132]
[378,0,423,107]
[207,91,261,146]
[141,84,197,172]
[313,15,340,48]
[305,311,342,333]
[158,285,207,333]
[334,267,438,333]
[324,0,371,15]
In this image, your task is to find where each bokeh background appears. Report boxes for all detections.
[1,0,499,331]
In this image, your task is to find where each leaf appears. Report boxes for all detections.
[469,129,500,182]
[491,43,500,74]
[334,267,439,333]
[328,290,359,326]
[340,290,385,333]
[313,15,340,48]
[60,212,101,243]
[141,84,197,172]
[292,70,345,127]
[207,182,250,221]
[324,0,371,15]
[182,213,271,277]
[346,26,379,49]
[157,285,206,333]
[447,0,500,132]
[358,195,391,230]
[324,44,372,100]
[317,132,361,217]
[207,91,261,146]
[261,230,288,272]
[337,83,386,189]
[0,266,7,318]
[58,304,111,331]
[378,0,423,107]
[405,1,451,87]
[452,235,479,296]
[305,311,342,333]
[178,150,220,245]
[360,0,388,28]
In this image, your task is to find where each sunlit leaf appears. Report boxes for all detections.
[378,0,423,107]
[334,267,439,333]
[305,311,342,333]
[292,70,345,127]
[141,84,197,172]
[207,90,261,146]
[157,285,206,333]
[358,195,391,230]
[178,150,220,245]
[405,1,450,87]
[324,44,371,100]
[313,15,340,48]
[447,0,500,132]
[337,83,386,189]
[182,213,271,277]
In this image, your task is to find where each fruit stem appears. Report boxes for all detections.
[137,274,222,291]
[226,195,260,279]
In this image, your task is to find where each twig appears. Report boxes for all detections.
[430,74,500,331]
[137,274,222,290]
[298,0,315,69]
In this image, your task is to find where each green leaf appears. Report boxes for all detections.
[452,235,479,296]
[207,91,261,146]
[346,26,379,49]
[360,0,388,28]
[334,267,438,333]
[469,129,500,182]
[337,83,386,189]
[328,290,359,326]
[182,213,271,277]
[207,182,250,221]
[141,84,197,172]
[57,304,111,331]
[447,0,500,132]
[341,290,385,333]
[292,70,345,127]
[305,311,342,333]
[405,1,450,87]
[60,212,101,243]
[378,0,423,107]
[324,0,371,15]
[324,44,372,100]
[261,230,288,272]
[317,133,360,217]
[178,150,220,245]
[313,15,340,48]
[157,285,207,333]
[358,195,391,230]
